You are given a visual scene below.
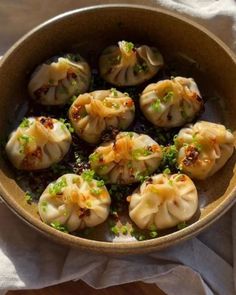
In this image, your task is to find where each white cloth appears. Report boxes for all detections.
[0,1,236,294]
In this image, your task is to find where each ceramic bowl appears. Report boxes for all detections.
[0,4,236,254]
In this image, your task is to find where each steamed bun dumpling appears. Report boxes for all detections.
[5,117,72,170]
[99,41,164,86]
[38,173,111,232]
[129,173,198,230]
[175,121,235,179]
[69,89,135,144]
[89,132,162,184]
[28,54,91,105]
[140,77,203,127]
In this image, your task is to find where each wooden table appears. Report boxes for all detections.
[7,281,166,295]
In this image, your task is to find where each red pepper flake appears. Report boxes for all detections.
[145,177,153,185]
[110,210,119,221]
[183,145,199,166]
[125,99,134,108]
[149,145,160,153]
[72,105,82,120]
[22,147,42,169]
[175,174,186,182]
[173,200,179,206]
[79,208,91,218]
[34,85,50,99]
[39,117,54,129]
[67,72,77,79]
[67,68,77,78]
[196,95,203,102]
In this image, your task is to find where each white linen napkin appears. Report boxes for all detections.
[0,1,236,294]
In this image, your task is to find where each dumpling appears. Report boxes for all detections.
[28,54,91,105]
[140,76,203,127]
[99,41,164,86]
[89,132,162,184]
[129,173,198,230]
[5,117,72,170]
[175,121,235,179]
[68,89,135,144]
[38,173,111,232]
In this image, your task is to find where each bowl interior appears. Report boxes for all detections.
[0,5,236,253]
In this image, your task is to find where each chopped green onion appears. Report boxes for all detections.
[96,180,105,187]
[195,143,202,152]
[65,53,81,62]
[161,145,178,169]
[130,229,146,241]
[18,134,32,144]
[163,168,171,175]
[49,177,67,195]
[111,225,119,236]
[191,133,202,152]
[90,188,102,195]
[151,99,161,112]
[110,88,118,97]
[135,171,149,183]
[81,169,95,182]
[149,231,158,238]
[18,135,35,154]
[122,41,134,53]
[132,148,152,159]
[74,151,87,164]
[86,201,92,208]
[162,91,173,103]
[59,118,74,133]
[50,221,68,233]
[41,201,48,212]
[124,132,134,138]
[112,102,120,109]
[24,191,33,204]
[71,80,77,86]
[168,179,174,186]
[89,152,99,163]
[137,234,146,241]
[134,63,148,74]
[121,225,128,235]
[177,222,187,230]
[149,224,157,231]
[20,118,31,128]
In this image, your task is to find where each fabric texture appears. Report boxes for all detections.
[0,1,236,294]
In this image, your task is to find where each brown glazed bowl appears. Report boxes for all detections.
[0,4,236,254]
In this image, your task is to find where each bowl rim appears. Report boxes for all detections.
[0,3,236,254]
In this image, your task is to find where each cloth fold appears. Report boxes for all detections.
[0,1,236,294]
